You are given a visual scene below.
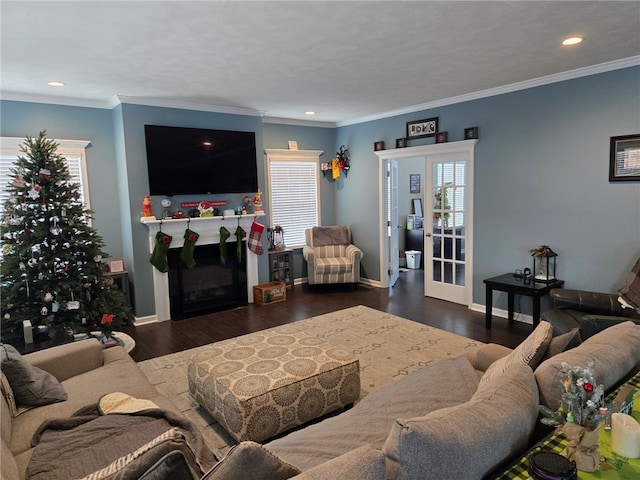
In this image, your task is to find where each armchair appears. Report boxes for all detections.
[303,225,363,287]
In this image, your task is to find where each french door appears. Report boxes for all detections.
[424,151,473,305]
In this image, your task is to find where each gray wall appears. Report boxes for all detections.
[2,66,639,319]
[336,67,640,311]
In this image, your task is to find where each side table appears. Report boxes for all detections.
[484,273,564,328]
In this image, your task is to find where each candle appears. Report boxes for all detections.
[611,413,640,458]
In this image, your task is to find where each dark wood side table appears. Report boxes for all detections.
[484,273,564,329]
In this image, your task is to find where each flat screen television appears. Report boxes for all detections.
[144,125,258,196]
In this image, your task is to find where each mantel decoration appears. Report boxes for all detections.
[539,361,612,472]
[322,145,350,180]
[530,245,557,283]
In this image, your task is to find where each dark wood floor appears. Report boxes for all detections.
[121,269,531,362]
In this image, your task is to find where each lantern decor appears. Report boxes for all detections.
[530,245,557,283]
[322,145,350,180]
[268,225,285,251]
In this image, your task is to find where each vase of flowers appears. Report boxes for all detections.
[539,361,611,472]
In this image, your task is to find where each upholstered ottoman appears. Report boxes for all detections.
[187,324,360,443]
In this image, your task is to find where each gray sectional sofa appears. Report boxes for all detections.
[2,321,640,480]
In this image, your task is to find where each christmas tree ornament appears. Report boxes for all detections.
[27,187,40,199]
[179,228,199,268]
[44,292,53,302]
[149,231,172,272]
[49,216,62,235]
[93,254,102,262]
[248,221,265,255]
[219,226,231,264]
[235,225,246,263]
[27,257,38,267]
[41,307,48,316]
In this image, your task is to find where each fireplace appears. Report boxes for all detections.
[168,242,248,319]
[141,216,260,323]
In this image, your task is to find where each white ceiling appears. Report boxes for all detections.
[2,1,639,125]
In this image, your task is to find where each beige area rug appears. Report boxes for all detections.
[138,305,484,451]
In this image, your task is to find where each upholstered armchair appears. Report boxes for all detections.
[303,225,363,287]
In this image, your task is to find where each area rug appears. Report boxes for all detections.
[137,305,484,451]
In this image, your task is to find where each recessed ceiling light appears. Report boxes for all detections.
[47,81,65,87]
[305,111,316,116]
[562,36,583,46]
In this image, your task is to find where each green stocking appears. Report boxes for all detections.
[235,226,245,263]
[179,229,199,268]
[219,226,230,264]
[150,231,172,272]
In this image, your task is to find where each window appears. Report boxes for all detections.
[266,149,323,248]
[0,137,91,213]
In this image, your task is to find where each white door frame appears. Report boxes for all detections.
[375,140,477,304]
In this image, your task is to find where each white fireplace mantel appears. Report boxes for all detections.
[141,215,261,322]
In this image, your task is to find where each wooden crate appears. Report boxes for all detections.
[253,281,287,305]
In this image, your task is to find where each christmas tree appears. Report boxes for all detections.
[1,131,128,341]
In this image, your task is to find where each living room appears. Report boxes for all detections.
[2,3,640,478]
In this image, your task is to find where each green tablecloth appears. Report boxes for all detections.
[495,372,640,479]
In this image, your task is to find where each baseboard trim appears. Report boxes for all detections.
[469,303,533,325]
[133,315,159,326]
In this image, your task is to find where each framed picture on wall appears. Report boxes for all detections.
[406,117,438,139]
[410,174,420,193]
[609,134,640,181]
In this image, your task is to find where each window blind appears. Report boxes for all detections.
[269,160,319,248]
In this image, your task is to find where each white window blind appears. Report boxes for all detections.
[267,150,323,248]
[0,137,91,212]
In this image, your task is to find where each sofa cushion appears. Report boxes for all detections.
[314,257,353,274]
[293,445,385,480]
[544,328,581,359]
[265,356,480,471]
[1,438,19,480]
[0,344,67,408]
[535,321,640,411]
[478,321,552,388]
[383,362,539,480]
[201,442,300,480]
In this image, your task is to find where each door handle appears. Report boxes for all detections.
[425,232,432,237]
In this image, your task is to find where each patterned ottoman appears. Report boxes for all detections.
[187,324,360,443]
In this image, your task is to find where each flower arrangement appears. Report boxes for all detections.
[433,183,452,222]
[530,245,555,257]
[540,360,612,430]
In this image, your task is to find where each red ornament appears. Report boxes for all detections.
[583,382,594,393]
[101,314,115,325]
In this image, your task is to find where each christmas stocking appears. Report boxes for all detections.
[219,226,230,264]
[179,229,199,268]
[248,221,265,255]
[150,231,172,272]
[235,226,246,263]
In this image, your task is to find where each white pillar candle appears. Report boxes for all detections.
[611,413,640,458]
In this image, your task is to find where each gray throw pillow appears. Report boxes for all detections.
[202,442,301,480]
[0,344,67,407]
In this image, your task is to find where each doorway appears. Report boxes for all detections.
[375,140,476,306]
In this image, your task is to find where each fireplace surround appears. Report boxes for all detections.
[141,215,260,323]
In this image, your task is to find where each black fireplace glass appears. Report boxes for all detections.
[167,242,248,319]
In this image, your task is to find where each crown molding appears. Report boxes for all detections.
[2,56,638,126]
[262,116,336,128]
[109,95,265,117]
[337,55,640,127]
[0,91,110,109]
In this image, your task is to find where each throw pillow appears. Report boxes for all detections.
[544,328,581,359]
[202,442,301,480]
[0,344,67,407]
[80,428,203,480]
[478,320,552,388]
